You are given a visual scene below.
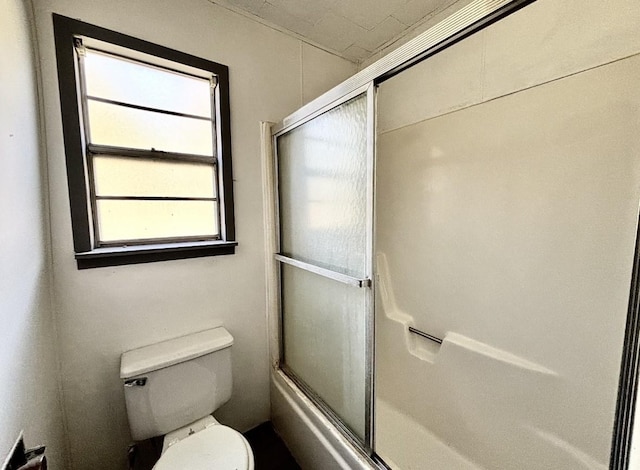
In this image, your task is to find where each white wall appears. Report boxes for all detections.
[0,0,68,468]
[31,0,356,468]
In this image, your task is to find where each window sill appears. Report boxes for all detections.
[75,240,237,269]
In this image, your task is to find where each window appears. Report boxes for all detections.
[53,15,236,269]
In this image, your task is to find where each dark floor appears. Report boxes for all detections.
[131,421,300,470]
[245,422,301,470]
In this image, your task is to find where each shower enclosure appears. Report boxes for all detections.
[266,0,640,468]
[273,86,375,445]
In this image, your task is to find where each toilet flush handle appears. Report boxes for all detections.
[124,377,147,387]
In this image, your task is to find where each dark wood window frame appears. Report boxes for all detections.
[53,14,236,269]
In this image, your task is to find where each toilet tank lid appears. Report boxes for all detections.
[120,327,234,379]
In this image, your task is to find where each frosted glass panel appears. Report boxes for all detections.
[84,49,211,118]
[97,200,218,242]
[88,100,213,156]
[278,93,367,277]
[93,156,216,198]
[282,264,367,439]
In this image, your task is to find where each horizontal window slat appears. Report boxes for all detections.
[95,196,217,201]
[88,145,216,163]
[87,96,212,121]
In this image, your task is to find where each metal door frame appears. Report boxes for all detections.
[273,83,376,450]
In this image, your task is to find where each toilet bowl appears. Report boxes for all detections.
[153,416,254,470]
[120,327,254,469]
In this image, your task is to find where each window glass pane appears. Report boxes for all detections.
[96,200,218,242]
[93,156,216,199]
[282,264,367,440]
[277,93,368,278]
[84,49,212,118]
[88,100,213,156]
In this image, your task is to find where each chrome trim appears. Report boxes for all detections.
[275,254,371,288]
[124,377,147,387]
[271,0,532,136]
[272,84,370,137]
[610,206,640,469]
[281,365,368,447]
[364,83,375,450]
[408,327,443,345]
[273,370,383,468]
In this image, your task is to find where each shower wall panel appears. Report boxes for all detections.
[374,1,640,467]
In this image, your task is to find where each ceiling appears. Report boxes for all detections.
[209,0,459,63]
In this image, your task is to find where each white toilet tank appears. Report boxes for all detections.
[120,327,234,441]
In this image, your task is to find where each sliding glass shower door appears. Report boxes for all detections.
[274,86,374,444]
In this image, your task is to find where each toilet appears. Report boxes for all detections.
[120,327,254,469]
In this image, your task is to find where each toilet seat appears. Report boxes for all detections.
[153,425,254,470]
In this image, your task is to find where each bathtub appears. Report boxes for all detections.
[270,369,376,470]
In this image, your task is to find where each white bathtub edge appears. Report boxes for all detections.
[270,369,376,470]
